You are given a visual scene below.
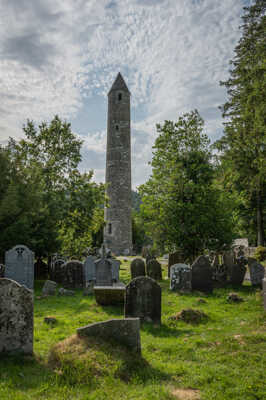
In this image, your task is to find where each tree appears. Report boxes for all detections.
[139,110,234,261]
[216,0,266,245]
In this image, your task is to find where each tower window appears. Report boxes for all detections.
[118,93,122,101]
[108,223,112,234]
[115,124,119,131]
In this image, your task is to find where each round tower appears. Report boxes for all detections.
[104,73,132,255]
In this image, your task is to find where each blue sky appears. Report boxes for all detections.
[0,0,250,188]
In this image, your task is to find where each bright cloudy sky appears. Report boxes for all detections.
[0,0,249,188]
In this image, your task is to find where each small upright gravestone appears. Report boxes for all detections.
[95,257,113,286]
[63,260,84,289]
[125,276,161,324]
[247,258,265,287]
[5,245,34,289]
[146,259,162,281]
[83,255,96,286]
[130,258,145,279]
[50,258,66,284]
[109,258,121,282]
[0,278,33,354]
[191,255,213,293]
[170,264,191,292]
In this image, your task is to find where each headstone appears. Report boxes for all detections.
[110,258,121,282]
[170,263,191,292]
[146,259,162,281]
[168,250,183,277]
[191,255,213,293]
[0,278,33,354]
[34,258,48,280]
[130,258,145,279]
[42,280,57,296]
[95,258,113,286]
[63,260,84,289]
[83,255,96,285]
[94,286,125,305]
[5,245,34,289]
[50,258,66,283]
[223,250,235,270]
[125,276,161,324]
[0,264,5,278]
[77,318,141,353]
[229,251,246,285]
[247,258,265,287]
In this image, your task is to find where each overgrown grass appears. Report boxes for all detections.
[0,258,265,399]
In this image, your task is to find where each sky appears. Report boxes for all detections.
[0,0,249,188]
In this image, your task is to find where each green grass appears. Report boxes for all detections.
[0,257,265,400]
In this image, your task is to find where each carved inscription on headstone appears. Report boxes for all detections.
[5,245,34,289]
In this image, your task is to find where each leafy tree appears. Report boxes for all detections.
[139,110,235,261]
[216,0,266,245]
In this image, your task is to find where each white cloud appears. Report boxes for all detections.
[0,0,245,186]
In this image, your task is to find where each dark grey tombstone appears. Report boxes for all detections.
[63,260,84,289]
[83,255,96,285]
[248,258,265,287]
[0,278,33,354]
[5,245,34,289]
[77,318,141,353]
[168,250,183,277]
[95,258,113,286]
[191,255,213,293]
[125,276,161,324]
[51,258,66,283]
[130,258,145,279]
[0,264,5,278]
[146,259,162,281]
[110,258,121,282]
[170,263,191,292]
[229,252,246,286]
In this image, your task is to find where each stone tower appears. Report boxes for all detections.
[104,72,132,255]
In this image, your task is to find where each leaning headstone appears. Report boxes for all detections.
[130,258,145,279]
[0,278,33,354]
[247,258,265,287]
[125,276,161,324]
[191,255,213,293]
[170,263,191,292]
[83,255,96,285]
[42,280,57,296]
[0,264,5,278]
[5,245,34,289]
[63,260,84,289]
[95,258,113,286]
[77,318,141,353]
[168,250,183,277]
[146,259,162,281]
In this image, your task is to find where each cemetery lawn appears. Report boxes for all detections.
[0,258,265,400]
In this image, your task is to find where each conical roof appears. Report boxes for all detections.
[108,72,130,95]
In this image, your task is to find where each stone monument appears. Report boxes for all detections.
[5,245,34,289]
[104,72,132,255]
[170,263,192,292]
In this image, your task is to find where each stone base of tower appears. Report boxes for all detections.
[104,219,132,256]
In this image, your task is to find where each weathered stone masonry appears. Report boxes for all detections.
[104,73,132,255]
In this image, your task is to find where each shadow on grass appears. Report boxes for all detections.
[141,322,194,338]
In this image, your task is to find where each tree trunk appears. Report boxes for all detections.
[256,189,264,246]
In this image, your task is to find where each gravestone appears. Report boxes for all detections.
[94,286,125,305]
[170,263,191,292]
[95,258,113,286]
[42,280,57,296]
[223,250,235,271]
[130,258,146,279]
[50,258,66,284]
[63,260,84,289]
[168,250,183,277]
[5,245,34,289]
[0,264,5,278]
[34,258,48,280]
[125,276,161,324]
[228,250,247,285]
[77,318,141,353]
[191,255,213,293]
[0,278,33,354]
[248,258,265,287]
[83,255,96,285]
[146,259,162,280]
[110,258,121,282]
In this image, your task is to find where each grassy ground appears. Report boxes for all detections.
[0,258,265,400]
